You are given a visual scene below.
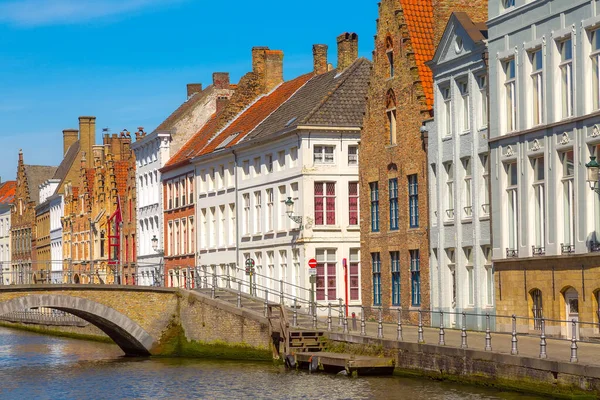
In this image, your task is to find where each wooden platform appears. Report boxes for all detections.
[291,352,395,376]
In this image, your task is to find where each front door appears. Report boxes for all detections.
[565,287,579,339]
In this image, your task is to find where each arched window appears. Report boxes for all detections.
[386,89,397,145]
[530,288,543,330]
[386,36,394,78]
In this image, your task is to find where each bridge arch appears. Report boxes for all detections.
[0,294,155,356]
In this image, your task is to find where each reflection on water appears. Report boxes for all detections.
[0,327,546,400]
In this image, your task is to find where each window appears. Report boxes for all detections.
[430,164,438,225]
[447,248,456,307]
[483,246,493,306]
[464,247,474,306]
[253,157,261,176]
[530,49,543,125]
[372,252,381,306]
[292,249,300,297]
[391,251,400,306]
[278,186,286,230]
[277,150,285,170]
[314,182,336,225]
[442,86,452,136]
[408,174,419,227]
[188,175,194,204]
[502,0,514,9]
[478,75,488,129]
[348,145,358,165]
[559,38,573,119]
[410,250,421,306]
[370,182,379,232]
[266,154,273,173]
[181,177,187,206]
[458,80,469,132]
[506,162,518,254]
[387,90,397,145]
[504,58,516,133]
[266,188,274,232]
[254,191,262,233]
[200,209,207,248]
[279,250,287,286]
[243,194,250,235]
[348,182,359,226]
[481,154,490,215]
[242,160,250,179]
[189,216,195,252]
[314,145,334,164]
[591,29,600,110]
[316,249,336,301]
[209,208,216,248]
[386,36,394,78]
[219,205,225,246]
[561,150,575,249]
[532,157,545,252]
[444,162,454,220]
[208,168,215,192]
[290,147,298,167]
[462,158,472,218]
[228,203,235,245]
[349,249,360,301]
[389,178,399,230]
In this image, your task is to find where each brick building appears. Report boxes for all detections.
[359,0,487,317]
[62,120,137,284]
[11,150,56,284]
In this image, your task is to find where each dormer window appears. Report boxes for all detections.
[502,0,515,9]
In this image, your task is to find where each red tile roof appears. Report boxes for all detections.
[401,0,435,109]
[0,181,16,205]
[164,73,312,169]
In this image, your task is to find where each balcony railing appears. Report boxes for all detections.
[506,248,518,258]
[561,243,575,254]
[445,209,454,219]
[481,203,490,215]
[463,206,472,217]
[532,246,545,256]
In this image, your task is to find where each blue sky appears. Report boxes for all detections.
[0,0,377,181]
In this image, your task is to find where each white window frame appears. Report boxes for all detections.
[444,162,454,220]
[530,48,544,126]
[478,75,488,129]
[462,157,472,218]
[441,85,452,137]
[458,80,469,132]
[531,156,545,251]
[503,58,517,133]
[561,150,575,249]
[314,145,335,164]
[591,29,600,111]
[348,145,358,165]
[558,37,574,119]
[506,161,518,254]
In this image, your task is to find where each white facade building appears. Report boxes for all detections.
[426,12,492,329]
[39,179,63,282]
[0,181,15,284]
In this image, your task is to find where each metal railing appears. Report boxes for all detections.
[0,309,87,327]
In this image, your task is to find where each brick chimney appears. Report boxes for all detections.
[216,96,229,114]
[337,32,359,71]
[213,72,230,89]
[79,116,96,165]
[252,47,284,93]
[63,129,78,156]
[187,83,202,99]
[313,44,328,75]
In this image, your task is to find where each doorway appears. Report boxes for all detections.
[564,287,579,339]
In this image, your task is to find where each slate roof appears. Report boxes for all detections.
[155,86,217,132]
[0,181,16,205]
[246,58,371,141]
[24,165,57,205]
[164,73,312,168]
[51,141,80,192]
[401,0,435,109]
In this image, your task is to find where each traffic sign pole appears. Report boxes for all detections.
[308,258,317,316]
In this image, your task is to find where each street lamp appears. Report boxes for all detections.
[151,235,164,287]
[284,197,303,228]
[151,234,159,252]
[586,156,600,194]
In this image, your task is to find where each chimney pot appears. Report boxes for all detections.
[78,116,96,164]
[216,96,229,114]
[62,129,79,156]
[313,44,328,75]
[187,83,202,99]
[337,32,359,71]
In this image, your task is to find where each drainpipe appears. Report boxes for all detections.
[232,149,240,274]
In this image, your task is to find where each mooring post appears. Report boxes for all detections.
[570,319,578,363]
[343,312,349,334]
[377,307,384,339]
[539,317,547,359]
[418,310,424,344]
[312,309,318,329]
[438,311,445,346]
[279,279,284,305]
[327,303,332,332]
[485,313,492,351]
[397,307,403,341]
[210,275,216,299]
[360,306,366,336]
[237,281,242,308]
[461,312,468,349]
[511,314,518,355]
[338,299,344,327]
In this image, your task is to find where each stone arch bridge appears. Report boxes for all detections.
[0,285,276,357]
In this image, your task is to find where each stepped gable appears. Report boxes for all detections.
[401,0,435,110]
[0,181,16,205]
[246,58,371,141]
[23,165,57,205]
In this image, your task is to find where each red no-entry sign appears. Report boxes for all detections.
[308,258,317,268]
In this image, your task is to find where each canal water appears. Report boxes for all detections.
[0,327,546,400]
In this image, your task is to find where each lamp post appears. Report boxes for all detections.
[284,197,303,228]
[586,156,600,193]
[151,235,164,287]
